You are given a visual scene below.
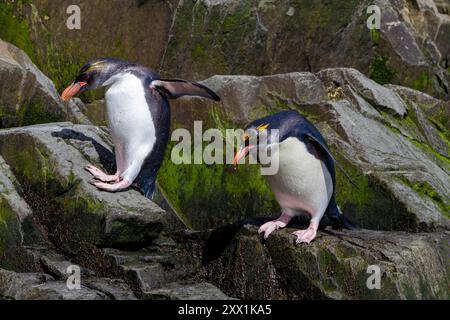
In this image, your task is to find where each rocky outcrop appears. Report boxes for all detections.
[154,68,450,231]
[0,269,110,300]
[197,224,450,300]
[82,69,450,232]
[0,39,89,128]
[0,123,177,253]
[1,0,448,99]
[0,156,42,271]
[0,121,230,300]
[2,61,445,300]
[0,118,447,300]
[159,0,450,99]
[0,3,448,299]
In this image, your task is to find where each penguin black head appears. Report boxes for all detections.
[61,58,130,101]
[233,110,300,166]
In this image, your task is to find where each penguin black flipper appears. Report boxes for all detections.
[151,79,220,101]
[301,135,356,230]
[305,134,358,188]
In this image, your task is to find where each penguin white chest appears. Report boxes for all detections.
[105,73,156,174]
[265,137,333,216]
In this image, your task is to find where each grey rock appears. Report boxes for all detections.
[376,0,428,67]
[157,0,449,98]
[0,39,89,128]
[200,73,328,123]
[145,282,236,300]
[201,225,450,299]
[84,278,137,300]
[0,268,109,300]
[317,68,408,117]
[102,235,198,299]
[0,156,43,271]
[39,251,95,280]
[0,123,171,250]
[168,69,449,231]
[80,99,107,126]
[40,254,74,281]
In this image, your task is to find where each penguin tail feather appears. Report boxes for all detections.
[136,176,156,200]
[338,215,358,230]
[325,198,358,230]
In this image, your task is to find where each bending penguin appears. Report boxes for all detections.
[61,58,220,198]
[233,110,354,244]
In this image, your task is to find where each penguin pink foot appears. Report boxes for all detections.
[85,165,119,182]
[91,179,131,192]
[292,221,319,244]
[258,213,292,239]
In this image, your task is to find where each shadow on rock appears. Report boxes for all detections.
[201,216,311,264]
[51,129,116,173]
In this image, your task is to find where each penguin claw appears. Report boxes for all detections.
[292,227,317,244]
[85,165,119,183]
[91,179,131,192]
[258,220,288,239]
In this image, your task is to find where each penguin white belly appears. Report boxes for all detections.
[105,73,156,180]
[265,137,333,218]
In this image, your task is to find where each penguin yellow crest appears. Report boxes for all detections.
[84,60,106,74]
[257,123,270,131]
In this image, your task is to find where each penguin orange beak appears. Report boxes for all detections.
[61,81,88,101]
[233,145,255,167]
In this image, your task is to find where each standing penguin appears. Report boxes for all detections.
[61,58,220,198]
[233,110,353,244]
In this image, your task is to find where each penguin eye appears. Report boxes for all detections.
[75,72,90,84]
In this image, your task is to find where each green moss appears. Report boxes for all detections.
[413,73,430,92]
[379,108,449,217]
[0,196,22,264]
[20,102,61,126]
[429,107,450,141]
[370,28,380,46]
[0,1,36,61]
[397,177,449,218]
[52,188,105,247]
[0,136,69,199]
[158,139,278,230]
[408,104,450,159]
[164,0,361,78]
[411,137,450,167]
[164,0,296,77]
[380,105,450,170]
[0,101,62,128]
[0,2,74,127]
[35,38,102,101]
[369,55,395,85]
[0,2,106,102]
[334,156,373,208]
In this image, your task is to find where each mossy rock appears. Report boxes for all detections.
[159,72,448,231]
[0,155,42,272]
[200,225,450,299]
[0,123,172,255]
